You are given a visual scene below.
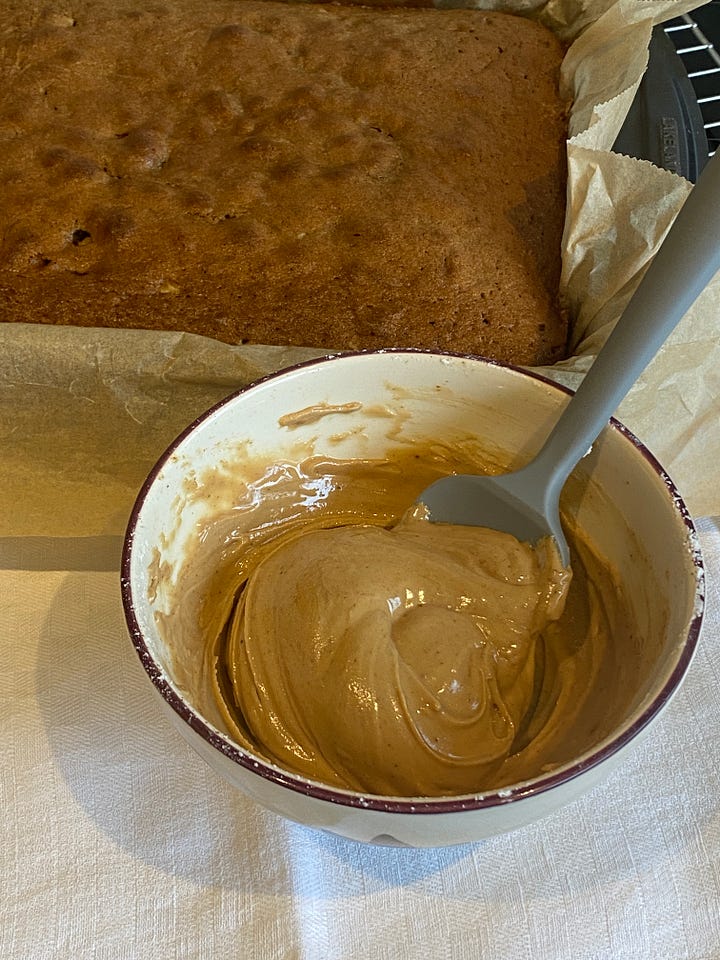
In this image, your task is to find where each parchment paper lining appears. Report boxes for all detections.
[1,0,717,537]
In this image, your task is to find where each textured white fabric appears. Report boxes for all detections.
[2,521,719,960]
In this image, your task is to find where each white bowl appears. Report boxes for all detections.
[121,351,703,847]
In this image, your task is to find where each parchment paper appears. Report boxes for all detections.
[1,0,717,538]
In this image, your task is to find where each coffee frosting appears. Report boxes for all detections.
[215,512,570,796]
[152,442,636,798]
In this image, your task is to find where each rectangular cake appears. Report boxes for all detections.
[0,0,569,365]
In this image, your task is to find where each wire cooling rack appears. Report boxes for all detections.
[666,6,720,156]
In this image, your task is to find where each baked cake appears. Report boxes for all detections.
[0,1,569,364]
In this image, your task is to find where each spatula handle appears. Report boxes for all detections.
[535,148,720,493]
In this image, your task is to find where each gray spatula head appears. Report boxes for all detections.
[419,464,567,563]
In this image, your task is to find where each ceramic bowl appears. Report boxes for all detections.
[121,350,703,847]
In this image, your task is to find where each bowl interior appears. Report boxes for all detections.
[124,351,702,803]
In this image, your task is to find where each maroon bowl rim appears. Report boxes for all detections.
[120,348,705,815]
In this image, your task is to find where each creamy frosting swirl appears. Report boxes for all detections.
[213,510,570,796]
[160,446,631,798]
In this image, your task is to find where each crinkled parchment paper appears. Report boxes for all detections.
[1,0,717,539]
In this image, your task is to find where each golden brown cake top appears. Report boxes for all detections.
[0,1,568,364]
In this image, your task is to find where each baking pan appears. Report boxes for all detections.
[615,25,709,182]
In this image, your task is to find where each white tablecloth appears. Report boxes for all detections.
[2,518,719,960]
